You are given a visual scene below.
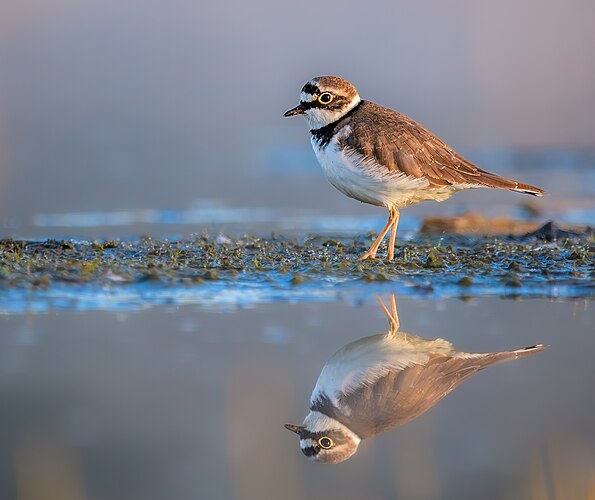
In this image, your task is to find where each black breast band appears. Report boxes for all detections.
[310,101,363,148]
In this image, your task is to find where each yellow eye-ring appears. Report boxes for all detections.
[318,92,334,105]
[318,436,333,449]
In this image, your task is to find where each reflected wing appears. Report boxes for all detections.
[311,351,516,439]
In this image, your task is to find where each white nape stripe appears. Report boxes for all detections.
[339,95,361,115]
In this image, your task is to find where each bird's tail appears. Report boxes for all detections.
[478,172,544,196]
[481,344,547,368]
[507,181,545,197]
[510,344,548,359]
[463,344,547,374]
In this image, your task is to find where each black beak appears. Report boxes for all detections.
[284,423,305,436]
[283,104,305,117]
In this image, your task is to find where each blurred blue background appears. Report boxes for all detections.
[1,0,594,236]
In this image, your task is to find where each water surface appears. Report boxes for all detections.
[1,296,593,500]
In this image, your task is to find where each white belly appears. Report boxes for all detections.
[311,134,455,208]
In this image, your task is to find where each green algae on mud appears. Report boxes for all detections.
[0,232,593,300]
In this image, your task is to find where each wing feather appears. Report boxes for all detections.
[312,351,519,439]
[341,101,543,195]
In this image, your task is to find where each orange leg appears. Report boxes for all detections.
[387,209,400,261]
[358,210,395,261]
[359,208,399,261]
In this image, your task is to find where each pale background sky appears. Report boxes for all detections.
[0,0,593,228]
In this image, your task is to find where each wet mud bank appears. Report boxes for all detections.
[1,222,593,306]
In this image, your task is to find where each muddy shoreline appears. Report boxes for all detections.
[1,221,592,301]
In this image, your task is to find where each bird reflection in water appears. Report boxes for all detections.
[285,295,545,464]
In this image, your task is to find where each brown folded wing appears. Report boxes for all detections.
[340,101,543,195]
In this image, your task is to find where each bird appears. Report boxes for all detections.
[284,295,546,464]
[284,76,544,261]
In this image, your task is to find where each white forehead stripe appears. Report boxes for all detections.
[300,438,314,449]
[300,91,316,102]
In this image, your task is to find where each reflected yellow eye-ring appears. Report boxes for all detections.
[318,436,333,449]
[318,92,334,105]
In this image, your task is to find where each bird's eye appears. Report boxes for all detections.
[318,92,334,105]
[318,437,333,449]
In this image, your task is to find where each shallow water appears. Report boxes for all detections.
[3,150,595,241]
[1,152,594,499]
[0,295,593,500]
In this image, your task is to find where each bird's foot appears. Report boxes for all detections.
[359,248,398,261]
[358,250,377,261]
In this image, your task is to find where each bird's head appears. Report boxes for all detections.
[284,76,361,130]
[284,411,360,464]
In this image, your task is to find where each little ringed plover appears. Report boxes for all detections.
[284,76,544,261]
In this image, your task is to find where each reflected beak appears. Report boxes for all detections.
[283,104,305,117]
[284,423,305,436]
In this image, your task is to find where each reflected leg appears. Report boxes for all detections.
[377,294,400,337]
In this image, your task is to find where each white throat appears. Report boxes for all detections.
[304,95,361,130]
